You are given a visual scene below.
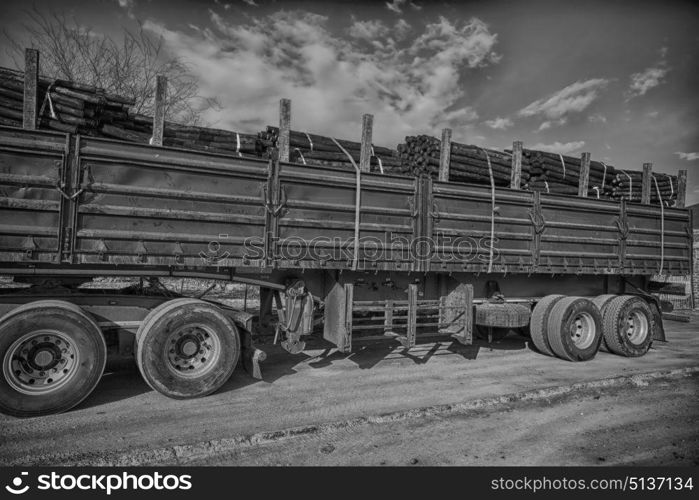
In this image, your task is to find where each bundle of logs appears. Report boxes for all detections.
[610,170,678,205]
[0,66,261,157]
[259,126,404,173]
[0,67,133,134]
[524,149,615,198]
[397,135,530,187]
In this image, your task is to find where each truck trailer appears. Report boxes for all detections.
[0,61,692,417]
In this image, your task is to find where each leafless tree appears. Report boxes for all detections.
[3,7,218,125]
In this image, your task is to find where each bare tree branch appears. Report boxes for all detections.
[2,6,219,125]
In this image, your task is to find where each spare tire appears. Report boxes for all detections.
[600,295,653,357]
[546,297,603,361]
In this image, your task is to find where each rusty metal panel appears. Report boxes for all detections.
[0,126,67,264]
[72,136,269,269]
[275,162,417,271]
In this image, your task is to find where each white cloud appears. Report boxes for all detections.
[386,0,406,14]
[626,46,669,100]
[242,0,259,6]
[348,19,389,40]
[529,141,586,155]
[144,12,499,144]
[675,152,699,161]
[628,66,668,99]
[588,113,606,123]
[537,118,567,131]
[484,116,512,130]
[647,110,659,118]
[519,79,609,120]
[394,19,411,40]
[115,0,135,18]
[410,2,423,10]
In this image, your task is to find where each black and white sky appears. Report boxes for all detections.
[3,0,698,204]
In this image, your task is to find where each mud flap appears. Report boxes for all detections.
[240,330,266,380]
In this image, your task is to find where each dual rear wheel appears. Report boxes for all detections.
[0,298,241,417]
[530,294,652,361]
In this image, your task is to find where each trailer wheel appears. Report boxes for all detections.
[136,298,240,399]
[529,295,565,356]
[600,295,653,357]
[0,300,106,417]
[546,297,603,361]
[592,294,617,352]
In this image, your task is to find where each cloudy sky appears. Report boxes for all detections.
[3,0,698,204]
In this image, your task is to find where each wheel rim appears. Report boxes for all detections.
[164,323,221,378]
[2,330,80,395]
[570,312,596,349]
[625,310,649,345]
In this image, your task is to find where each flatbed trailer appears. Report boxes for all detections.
[0,121,692,417]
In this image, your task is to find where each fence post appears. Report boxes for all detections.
[278,98,291,162]
[578,152,591,197]
[438,128,452,182]
[510,140,523,189]
[641,163,652,205]
[359,113,373,172]
[151,75,167,146]
[23,49,39,130]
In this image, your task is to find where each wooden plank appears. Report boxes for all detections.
[384,299,394,334]
[510,140,522,189]
[151,75,167,146]
[343,283,354,352]
[438,128,452,182]
[577,152,590,197]
[278,98,291,162]
[23,49,39,130]
[677,169,687,208]
[641,162,652,205]
[359,113,373,172]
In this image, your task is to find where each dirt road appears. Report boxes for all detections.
[1,313,697,466]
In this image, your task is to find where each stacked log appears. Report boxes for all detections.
[259,126,406,173]
[611,171,677,206]
[523,149,616,199]
[398,135,531,187]
[0,66,261,157]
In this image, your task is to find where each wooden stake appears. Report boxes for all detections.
[641,162,652,205]
[439,128,452,182]
[677,169,687,208]
[278,98,291,162]
[510,140,523,189]
[578,152,591,197]
[23,49,39,130]
[151,75,167,146]
[359,113,373,172]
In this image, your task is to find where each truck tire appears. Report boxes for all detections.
[0,300,106,417]
[592,294,617,353]
[600,295,653,357]
[529,295,565,356]
[546,297,603,361]
[136,298,240,399]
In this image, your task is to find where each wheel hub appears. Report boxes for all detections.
[165,325,220,377]
[570,312,595,349]
[3,330,79,395]
[625,310,649,345]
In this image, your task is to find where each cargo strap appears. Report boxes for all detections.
[621,170,632,199]
[557,153,566,178]
[544,180,550,193]
[305,132,314,151]
[652,176,665,274]
[664,173,674,197]
[600,162,608,190]
[371,146,384,174]
[481,148,496,273]
[39,81,58,120]
[332,137,361,271]
[235,133,242,157]
[294,147,306,165]
[592,186,600,199]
